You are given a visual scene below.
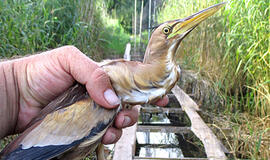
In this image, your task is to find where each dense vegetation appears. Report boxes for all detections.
[159,0,269,159]
[0,0,130,60]
[0,0,269,159]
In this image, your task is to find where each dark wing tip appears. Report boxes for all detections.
[1,108,116,160]
[2,145,72,160]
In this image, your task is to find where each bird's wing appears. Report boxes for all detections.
[26,84,89,128]
[0,84,118,160]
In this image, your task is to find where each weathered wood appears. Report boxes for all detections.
[113,105,141,160]
[138,123,177,126]
[137,125,191,133]
[137,144,179,148]
[172,85,227,160]
[166,93,201,110]
[140,107,183,114]
[124,43,131,61]
[133,157,208,160]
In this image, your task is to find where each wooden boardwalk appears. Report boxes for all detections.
[112,44,228,160]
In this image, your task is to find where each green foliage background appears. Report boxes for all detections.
[0,0,130,60]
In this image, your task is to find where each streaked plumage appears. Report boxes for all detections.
[0,3,225,160]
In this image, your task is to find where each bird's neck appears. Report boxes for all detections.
[143,44,180,76]
[101,50,180,104]
[145,47,181,92]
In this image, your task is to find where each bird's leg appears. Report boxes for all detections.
[96,144,105,160]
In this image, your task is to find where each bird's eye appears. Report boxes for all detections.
[162,26,171,35]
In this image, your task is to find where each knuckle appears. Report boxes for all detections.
[63,45,85,59]
[60,45,83,60]
[92,68,110,82]
[64,45,80,53]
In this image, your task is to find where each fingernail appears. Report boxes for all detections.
[123,116,131,127]
[108,132,116,144]
[104,89,120,106]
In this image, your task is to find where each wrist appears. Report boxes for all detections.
[0,60,20,138]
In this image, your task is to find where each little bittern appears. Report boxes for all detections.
[0,2,225,160]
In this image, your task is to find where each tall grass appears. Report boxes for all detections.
[222,0,269,116]
[158,0,269,116]
[158,0,269,159]
[0,0,131,59]
[0,0,106,60]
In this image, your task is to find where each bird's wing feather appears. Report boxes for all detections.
[25,84,89,128]
[0,84,118,160]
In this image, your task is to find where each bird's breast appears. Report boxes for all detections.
[102,60,180,104]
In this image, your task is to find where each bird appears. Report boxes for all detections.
[0,2,225,160]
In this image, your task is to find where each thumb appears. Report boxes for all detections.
[54,46,120,109]
[87,68,120,109]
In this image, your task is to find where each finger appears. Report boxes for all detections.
[55,46,99,83]
[87,68,120,109]
[114,106,139,129]
[153,95,169,107]
[102,127,122,144]
[54,46,120,109]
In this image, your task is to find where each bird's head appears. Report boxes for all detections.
[144,2,225,64]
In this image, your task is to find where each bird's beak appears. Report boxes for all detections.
[168,2,226,40]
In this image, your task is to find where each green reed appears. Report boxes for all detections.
[158,0,269,159]
[158,0,269,116]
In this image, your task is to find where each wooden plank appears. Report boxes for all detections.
[133,157,208,160]
[137,144,179,148]
[172,86,227,160]
[113,105,141,160]
[140,107,183,114]
[137,125,191,133]
[124,43,131,61]
[138,123,176,126]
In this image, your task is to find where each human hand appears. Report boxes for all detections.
[0,46,169,144]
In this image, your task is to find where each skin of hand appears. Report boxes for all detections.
[0,45,169,144]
